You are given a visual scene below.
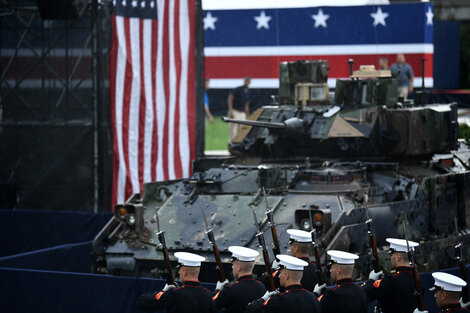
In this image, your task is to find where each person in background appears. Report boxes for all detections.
[227,76,251,144]
[390,54,414,100]
[379,57,389,70]
[204,78,214,124]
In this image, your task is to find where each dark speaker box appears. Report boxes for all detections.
[37,0,88,20]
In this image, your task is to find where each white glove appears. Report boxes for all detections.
[459,298,470,309]
[262,290,279,301]
[216,279,229,291]
[162,283,176,292]
[314,283,327,295]
[271,259,280,270]
[413,309,428,313]
[369,270,384,281]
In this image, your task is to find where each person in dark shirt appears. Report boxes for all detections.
[136,252,216,313]
[245,254,321,313]
[362,238,420,313]
[227,76,251,143]
[390,53,414,100]
[314,250,367,313]
[414,272,469,313]
[212,246,266,313]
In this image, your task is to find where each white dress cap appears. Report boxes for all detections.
[174,252,205,267]
[431,272,467,292]
[276,254,309,271]
[386,238,419,253]
[327,250,359,265]
[229,246,259,261]
[287,229,312,243]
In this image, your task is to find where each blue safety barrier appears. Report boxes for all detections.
[0,209,112,257]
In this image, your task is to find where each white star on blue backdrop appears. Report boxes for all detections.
[426,7,433,26]
[370,7,389,27]
[204,12,218,30]
[311,9,330,28]
[254,11,272,30]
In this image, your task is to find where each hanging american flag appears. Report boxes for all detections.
[110,0,196,206]
[204,2,434,88]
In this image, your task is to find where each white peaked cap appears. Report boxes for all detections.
[386,238,419,252]
[287,229,312,243]
[174,252,205,267]
[431,272,467,292]
[229,246,259,261]
[276,254,309,271]
[327,250,359,265]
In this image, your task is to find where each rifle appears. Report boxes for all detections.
[366,218,380,273]
[201,206,226,282]
[263,187,281,258]
[252,205,276,291]
[454,218,469,303]
[403,221,425,311]
[309,209,325,285]
[156,211,175,285]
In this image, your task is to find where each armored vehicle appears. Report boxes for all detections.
[93,60,470,282]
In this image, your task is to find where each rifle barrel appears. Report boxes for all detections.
[252,205,276,291]
[201,206,226,282]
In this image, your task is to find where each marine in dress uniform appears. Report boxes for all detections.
[245,254,321,313]
[287,229,319,291]
[314,250,367,313]
[362,238,420,313]
[136,252,216,313]
[261,229,318,292]
[414,272,469,313]
[212,246,266,313]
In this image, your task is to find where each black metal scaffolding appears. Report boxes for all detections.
[0,0,112,212]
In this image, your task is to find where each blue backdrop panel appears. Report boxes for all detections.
[0,209,112,257]
[0,241,93,273]
[433,20,460,89]
[0,267,215,313]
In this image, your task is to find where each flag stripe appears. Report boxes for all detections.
[179,0,191,177]
[204,44,434,57]
[162,0,170,180]
[187,0,196,175]
[110,15,120,207]
[143,19,153,184]
[168,0,177,180]
[138,19,146,188]
[206,53,434,79]
[128,18,141,194]
[173,0,183,179]
[156,0,166,182]
[115,16,129,204]
[151,19,158,182]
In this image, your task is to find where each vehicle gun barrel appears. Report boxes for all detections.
[222,117,286,129]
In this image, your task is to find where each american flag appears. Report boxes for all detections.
[204,2,434,89]
[110,0,196,206]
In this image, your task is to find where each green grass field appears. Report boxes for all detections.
[205,116,229,151]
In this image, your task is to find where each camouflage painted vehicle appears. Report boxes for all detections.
[92,60,470,282]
